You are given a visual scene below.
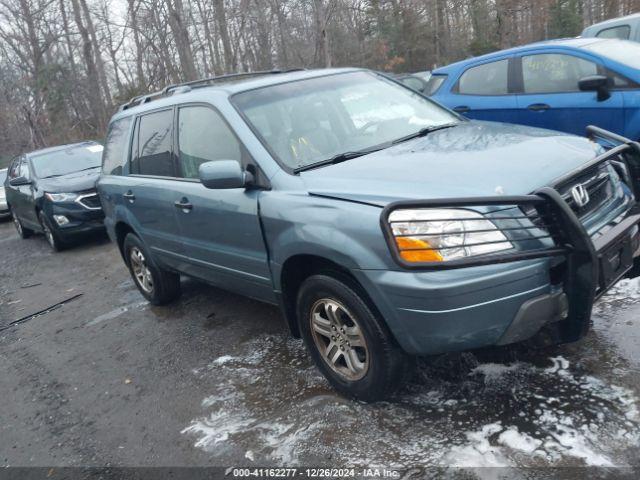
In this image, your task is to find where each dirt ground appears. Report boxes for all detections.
[1,219,639,474]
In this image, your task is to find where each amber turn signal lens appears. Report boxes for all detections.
[395,237,444,263]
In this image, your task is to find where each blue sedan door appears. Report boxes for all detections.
[515,52,624,136]
[436,57,519,123]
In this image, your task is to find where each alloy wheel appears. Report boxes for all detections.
[130,247,154,293]
[309,298,369,381]
[41,218,55,248]
[13,215,23,236]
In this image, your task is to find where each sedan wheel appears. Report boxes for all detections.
[13,214,32,239]
[309,298,369,381]
[130,246,154,294]
[13,215,23,236]
[41,218,55,248]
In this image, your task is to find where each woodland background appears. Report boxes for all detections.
[0,0,639,163]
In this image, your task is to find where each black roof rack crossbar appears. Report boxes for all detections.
[118,68,305,112]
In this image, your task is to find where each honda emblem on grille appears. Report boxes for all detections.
[570,183,590,208]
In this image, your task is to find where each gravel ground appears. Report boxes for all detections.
[1,219,639,475]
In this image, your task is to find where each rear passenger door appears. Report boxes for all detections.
[122,108,185,268]
[172,104,274,303]
[439,58,519,123]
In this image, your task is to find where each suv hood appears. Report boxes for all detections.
[301,121,602,207]
[37,168,101,193]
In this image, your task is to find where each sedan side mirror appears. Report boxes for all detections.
[199,160,253,189]
[578,75,611,102]
[9,176,31,187]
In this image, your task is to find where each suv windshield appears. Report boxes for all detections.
[31,144,104,178]
[233,71,458,170]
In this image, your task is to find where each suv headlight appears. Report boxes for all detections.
[387,208,513,263]
[45,192,79,202]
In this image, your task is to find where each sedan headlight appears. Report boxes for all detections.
[45,192,79,202]
[387,208,513,263]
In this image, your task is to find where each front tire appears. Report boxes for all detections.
[13,213,33,239]
[123,233,181,305]
[39,212,65,251]
[297,274,412,402]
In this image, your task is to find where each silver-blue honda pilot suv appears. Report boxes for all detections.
[97,68,640,401]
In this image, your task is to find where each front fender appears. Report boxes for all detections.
[259,192,396,291]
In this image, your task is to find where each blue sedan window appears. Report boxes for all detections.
[458,60,509,95]
[522,54,597,93]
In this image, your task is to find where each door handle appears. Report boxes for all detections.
[527,103,550,111]
[123,191,135,202]
[453,105,470,113]
[174,198,193,211]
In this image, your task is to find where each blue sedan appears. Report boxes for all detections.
[428,38,640,140]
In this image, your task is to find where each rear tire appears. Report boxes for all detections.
[297,273,412,402]
[39,212,65,251]
[12,213,33,239]
[123,233,181,305]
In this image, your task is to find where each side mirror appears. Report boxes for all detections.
[578,75,611,102]
[9,176,31,187]
[198,160,253,189]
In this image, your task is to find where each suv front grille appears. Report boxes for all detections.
[557,163,614,220]
[77,191,102,210]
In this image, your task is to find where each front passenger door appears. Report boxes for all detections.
[515,53,624,136]
[172,104,274,303]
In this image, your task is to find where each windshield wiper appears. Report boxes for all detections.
[293,147,384,173]
[391,122,458,145]
[41,166,100,179]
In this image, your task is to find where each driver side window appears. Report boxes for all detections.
[177,105,242,179]
[522,54,598,94]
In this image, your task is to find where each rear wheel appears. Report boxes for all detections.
[12,213,33,239]
[297,274,412,402]
[123,233,181,305]
[39,212,65,251]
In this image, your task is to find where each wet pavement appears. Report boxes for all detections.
[1,219,639,473]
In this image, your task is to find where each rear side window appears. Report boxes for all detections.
[424,75,446,95]
[522,54,597,93]
[177,105,241,179]
[131,109,175,177]
[398,76,425,93]
[102,117,132,175]
[458,60,509,95]
[596,25,631,39]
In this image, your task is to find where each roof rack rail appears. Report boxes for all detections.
[118,68,305,112]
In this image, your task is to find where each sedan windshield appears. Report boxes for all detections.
[233,71,459,170]
[31,144,103,178]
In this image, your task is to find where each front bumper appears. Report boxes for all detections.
[42,201,105,240]
[364,127,640,356]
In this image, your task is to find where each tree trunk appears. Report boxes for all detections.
[79,0,112,107]
[214,0,234,72]
[166,0,198,81]
[128,0,146,89]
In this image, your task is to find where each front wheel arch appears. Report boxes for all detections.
[279,254,392,342]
